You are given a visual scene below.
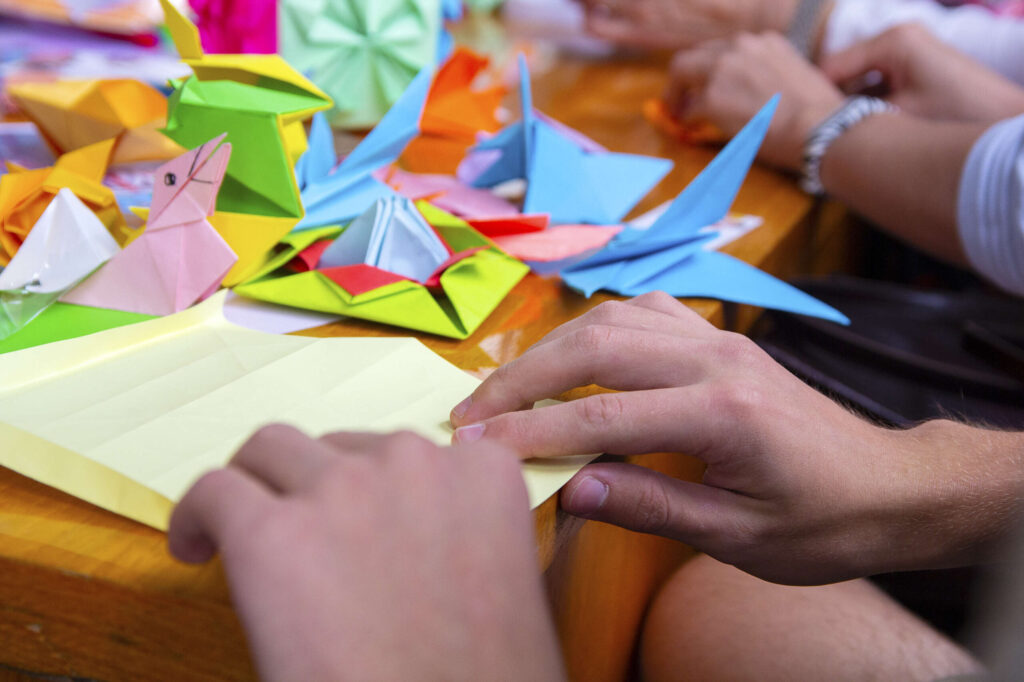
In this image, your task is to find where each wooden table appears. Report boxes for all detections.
[0,31,860,682]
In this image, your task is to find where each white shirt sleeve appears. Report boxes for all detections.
[957,114,1024,297]
[824,0,1024,86]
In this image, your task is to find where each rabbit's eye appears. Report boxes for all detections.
[164,173,177,186]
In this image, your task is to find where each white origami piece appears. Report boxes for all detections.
[319,195,449,283]
[0,188,121,339]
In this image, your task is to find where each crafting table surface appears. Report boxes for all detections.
[0,22,861,682]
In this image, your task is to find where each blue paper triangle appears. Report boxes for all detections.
[647,95,779,238]
[619,250,849,324]
[295,67,433,231]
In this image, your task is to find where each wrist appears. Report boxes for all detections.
[860,420,1024,575]
[801,97,899,194]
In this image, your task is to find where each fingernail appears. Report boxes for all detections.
[451,395,473,420]
[453,423,485,443]
[564,476,608,516]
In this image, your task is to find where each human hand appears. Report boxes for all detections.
[169,428,565,682]
[665,32,844,171]
[450,293,1024,585]
[577,0,797,51]
[822,24,1024,124]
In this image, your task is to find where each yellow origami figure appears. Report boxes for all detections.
[8,79,183,165]
[0,139,129,266]
[158,0,333,285]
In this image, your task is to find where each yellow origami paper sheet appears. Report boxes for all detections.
[0,292,592,529]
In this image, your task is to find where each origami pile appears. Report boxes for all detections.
[0,0,846,350]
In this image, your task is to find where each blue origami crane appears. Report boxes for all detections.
[293,67,433,231]
[470,55,674,225]
[562,96,850,325]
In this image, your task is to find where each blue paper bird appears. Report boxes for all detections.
[293,67,434,231]
[470,55,673,225]
[562,96,850,325]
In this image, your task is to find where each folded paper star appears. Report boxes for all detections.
[278,0,441,129]
[470,55,673,224]
[235,202,529,339]
[0,139,128,266]
[561,97,850,325]
[8,79,183,165]
[295,67,433,231]
[63,136,238,316]
[0,188,121,339]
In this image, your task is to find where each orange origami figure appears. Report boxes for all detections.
[643,98,726,146]
[0,139,129,266]
[400,47,505,174]
[8,79,183,165]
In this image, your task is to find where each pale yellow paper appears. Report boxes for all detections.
[0,292,593,530]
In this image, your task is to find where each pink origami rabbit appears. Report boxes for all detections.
[63,135,238,316]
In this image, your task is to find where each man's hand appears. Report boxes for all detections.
[577,0,798,52]
[823,24,1024,124]
[665,33,844,171]
[450,292,1024,585]
[169,428,565,682]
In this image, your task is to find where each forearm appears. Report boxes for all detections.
[818,112,986,265]
[858,420,1024,575]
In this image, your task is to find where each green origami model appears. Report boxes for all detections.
[279,0,442,129]
[163,77,329,219]
[234,204,529,339]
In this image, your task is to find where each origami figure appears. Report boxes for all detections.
[188,0,277,54]
[318,195,450,283]
[0,188,121,340]
[400,47,505,174]
[278,0,442,129]
[0,139,127,266]
[159,0,332,285]
[294,67,433,231]
[8,79,183,165]
[469,55,674,225]
[63,136,238,316]
[235,201,529,339]
[561,97,850,325]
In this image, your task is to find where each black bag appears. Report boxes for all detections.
[755,275,1024,429]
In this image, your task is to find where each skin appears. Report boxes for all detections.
[663,29,1024,264]
[575,0,804,52]
[168,427,566,682]
[451,292,1024,586]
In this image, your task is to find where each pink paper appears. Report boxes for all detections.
[189,0,278,54]
[378,167,519,218]
[63,136,238,315]
[492,224,623,262]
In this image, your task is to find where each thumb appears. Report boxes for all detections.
[560,462,753,548]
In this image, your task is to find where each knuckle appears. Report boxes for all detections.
[709,380,765,422]
[711,331,761,366]
[633,290,677,308]
[577,392,626,429]
[385,430,433,455]
[589,300,632,326]
[243,423,299,451]
[630,480,671,534]
[569,324,620,355]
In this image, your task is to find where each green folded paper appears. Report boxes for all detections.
[234,204,529,339]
